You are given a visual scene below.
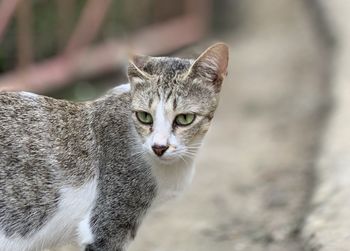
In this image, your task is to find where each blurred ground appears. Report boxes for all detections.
[55,1,332,251]
[302,1,350,250]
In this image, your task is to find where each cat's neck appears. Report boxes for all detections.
[148,157,196,207]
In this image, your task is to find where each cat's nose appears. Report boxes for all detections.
[152,144,169,157]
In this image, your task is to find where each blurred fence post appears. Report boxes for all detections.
[16,0,33,68]
[65,0,112,53]
[56,0,76,50]
[185,0,211,32]
[0,0,22,43]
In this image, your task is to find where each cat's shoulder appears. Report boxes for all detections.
[98,83,131,109]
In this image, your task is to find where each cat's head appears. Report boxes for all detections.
[128,43,229,164]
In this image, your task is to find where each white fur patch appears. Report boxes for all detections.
[19,91,38,99]
[112,83,130,95]
[78,211,94,245]
[151,161,195,207]
[0,179,98,251]
[152,99,172,147]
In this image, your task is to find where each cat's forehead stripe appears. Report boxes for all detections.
[173,97,177,110]
[148,98,153,109]
[156,88,161,99]
[165,89,173,102]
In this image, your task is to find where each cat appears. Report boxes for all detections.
[0,43,229,251]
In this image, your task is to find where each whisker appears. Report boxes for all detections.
[184,151,198,156]
[188,144,203,148]
[182,155,195,163]
[179,155,190,166]
[179,155,187,165]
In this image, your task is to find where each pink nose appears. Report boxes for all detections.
[152,145,169,157]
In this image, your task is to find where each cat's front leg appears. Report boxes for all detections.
[84,245,123,251]
[84,243,122,251]
[82,223,137,251]
[83,235,129,251]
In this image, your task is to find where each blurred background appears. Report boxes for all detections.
[0,0,345,251]
[0,0,215,99]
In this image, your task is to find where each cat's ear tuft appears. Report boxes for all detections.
[189,43,229,92]
[127,54,151,86]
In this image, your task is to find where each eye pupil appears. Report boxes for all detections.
[175,114,195,126]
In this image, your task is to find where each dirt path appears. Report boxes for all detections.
[128,1,330,251]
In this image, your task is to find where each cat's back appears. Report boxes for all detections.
[0,91,77,123]
[0,91,45,124]
[0,92,56,157]
[0,91,79,157]
[0,91,95,180]
[0,91,73,132]
[0,90,86,182]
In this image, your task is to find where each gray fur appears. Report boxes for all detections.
[0,43,229,251]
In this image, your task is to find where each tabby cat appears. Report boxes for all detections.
[0,43,229,251]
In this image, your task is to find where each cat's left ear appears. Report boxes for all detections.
[189,43,229,93]
[128,54,152,87]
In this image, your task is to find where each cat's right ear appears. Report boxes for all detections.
[127,54,152,87]
[188,43,229,93]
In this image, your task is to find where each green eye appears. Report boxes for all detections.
[174,114,196,126]
[136,111,153,125]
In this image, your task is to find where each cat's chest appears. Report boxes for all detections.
[151,163,195,207]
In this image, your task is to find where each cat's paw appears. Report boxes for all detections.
[84,244,123,251]
[84,245,94,251]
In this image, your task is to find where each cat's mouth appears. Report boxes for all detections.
[148,149,192,166]
[149,152,177,163]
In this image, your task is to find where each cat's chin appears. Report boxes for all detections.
[146,153,181,166]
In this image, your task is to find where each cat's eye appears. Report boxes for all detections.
[136,111,153,125]
[174,114,196,126]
